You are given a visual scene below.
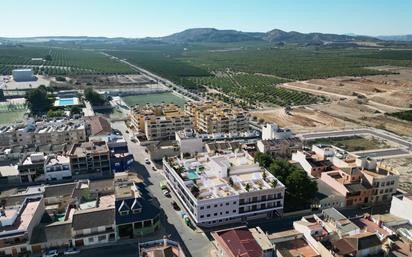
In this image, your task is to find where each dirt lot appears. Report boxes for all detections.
[385,158,412,193]
[250,106,356,133]
[281,66,412,109]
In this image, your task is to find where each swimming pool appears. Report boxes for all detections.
[187,170,200,180]
[54,97,79,107]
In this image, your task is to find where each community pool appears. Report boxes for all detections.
[187,170,200,180]
[54,97,79,107]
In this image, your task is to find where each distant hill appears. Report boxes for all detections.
[0,28,386,45]
[377,35,412,41]
[154,28,380,44]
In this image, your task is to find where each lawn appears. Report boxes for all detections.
[0,111,26,124]
[122,92,186,107]
[306,136,390,152]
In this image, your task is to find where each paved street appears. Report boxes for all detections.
[111,121,212,257]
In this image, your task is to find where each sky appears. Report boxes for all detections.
[1,0,411,38]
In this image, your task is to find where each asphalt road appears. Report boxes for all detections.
[111,121,212,257]
[355,148,411,158]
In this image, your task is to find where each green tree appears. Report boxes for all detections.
[84,87,105,106]
[70,106,82,115]
[285,169,317,204]
[254,152,273,168]
[47,109,65,117]
[25,85,54,114]
[268,160,295,182]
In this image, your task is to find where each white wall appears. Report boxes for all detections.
[390,196,412,223]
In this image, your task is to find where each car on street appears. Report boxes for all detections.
[64,248,80,255]
[42,249,59,257]
[144,158,151,165]
[171,201,180,210]
[162,189,171,197]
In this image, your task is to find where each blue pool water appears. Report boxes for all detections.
[59,98,75,106]
[187,171,200,180]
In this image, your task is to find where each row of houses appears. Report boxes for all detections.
[210,194,412,257]
[0,172,160,257]
[292,144,400,208]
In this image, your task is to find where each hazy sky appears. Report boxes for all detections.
[1,0,411,37]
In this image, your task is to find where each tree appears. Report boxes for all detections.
[25,85,54,114]
[84,88,105,106]
[254,152,273,168]
[70,106,82,115]
[285,169,317,204]
[47,109,65,117]
[245,183,251,192]
[271,179,278,189]
[268,160,295,182]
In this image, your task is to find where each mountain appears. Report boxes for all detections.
[157,28,264,43]
[0,28,382,45]
[377,35,412,41]
[155,28,379,44]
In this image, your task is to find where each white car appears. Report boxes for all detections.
[42,249,59,257]
[64,248,80,255]
[144,158,151,165]
[162,189,171,197]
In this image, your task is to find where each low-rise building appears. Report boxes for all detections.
[292,150,333,178]
[163,151,285,227]
[261,123,294,140]
[0,196,44,257]
[130,103,192,140]
[257,138,302,159]
[12,68,34,82]
[114,173,160,238]
[17,153,46,183]
[0,119,86,147]
[212,226,264,257]
[68,141,111,178]
[185,101,248,134]
[44,154,71,181]
[71,207,116,247]
[147,141,180,161]
[390,195,412,223]
[175,129,203,156]
[138,238,185,257]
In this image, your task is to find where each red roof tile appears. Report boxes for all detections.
[214,227,263,257]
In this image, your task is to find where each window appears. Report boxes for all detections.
[120,210,129,216]
[220,203,223,207]
[200,206,204,210]
[233,210,237,213]
[207,214,211,217]
[143,220,152,227]
[200,215,204,218]
[214,213,218,216]
[261,195,266,201]
[88,237,94,243]
[207,205,211,209]
[252,197,258,202]
[214,204,217,208]
[98,235,106,242]
[226,211,229,214]
[233,201,237,204]
[134,222,142,229]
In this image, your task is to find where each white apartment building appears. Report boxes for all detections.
[390,195,412,223]
[261,123,294,140]
[162,151,285,227]
[175,129,203,155]
[44,154,72,181]
[0,120,87,147]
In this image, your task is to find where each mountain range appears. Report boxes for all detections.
[1,28,411,45]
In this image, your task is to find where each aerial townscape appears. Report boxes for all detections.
[1,1,412,257]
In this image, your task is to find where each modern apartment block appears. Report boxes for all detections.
[129,103,192,140]
[163,151,285,227]
[0,119,87,147]
[68,141,111,178]
[257,137,303,158]
[185,101,248,134]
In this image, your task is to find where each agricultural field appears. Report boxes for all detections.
[189,73,325,107]
[306,135,390,152]
[388,110,412,122]
[0,46,135,76]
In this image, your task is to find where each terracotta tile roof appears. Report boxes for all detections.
[88,116,112,136]
[213,227,263,257]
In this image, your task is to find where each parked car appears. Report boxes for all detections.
[162,189,171,197]
[171,201,180,211]
[144,158,151,165]
[64,248,80,255]
[42,249,59,257]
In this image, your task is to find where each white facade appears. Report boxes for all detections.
[262,123,293,140]
[175,129,203,155]
[12,69,34,82]
[162,152,285,227]
[44,154,72,181]
[390,195,412,223]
